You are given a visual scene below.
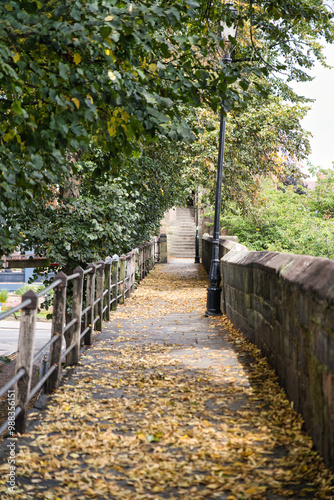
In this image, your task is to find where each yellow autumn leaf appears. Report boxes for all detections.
[108,119,117,137]
[148,63,157,73]
[73,53,81,65]
[121,110,129,122]
[105,48,115,59]
[12,52,20,63]
[3,130,15,142]
[71,98,80,109]
[108,70,117,81]
[105,15,114,21]
[244,486,266,495]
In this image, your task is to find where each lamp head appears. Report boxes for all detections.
[219,2,238,62]
[220,2,238,41]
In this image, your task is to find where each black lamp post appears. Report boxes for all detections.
[194,190,200,263]
[206,3,238,316]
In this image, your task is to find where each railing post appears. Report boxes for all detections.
[119,254,126,304]
[131,250,137,293]
[135,248,140,284]
[104,256,112,321]
[96,260,105,332]
[144,243,149,275]
[66,266,84,366]
[153,236,158,263]
[138,245,144,281]
[149,242,152,270]
[15,290,38,434]
[126,253,131,298]
[147,243,150,271]
[85,264,96,345]
[160,234,167,263]
[150,241,154,270]
[111,255,119,311]
[143,244,147,277]
[157,236,161,262]
[46,272,67,393]
[148,242,152,271]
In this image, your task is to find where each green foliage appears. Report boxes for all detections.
[180,91,311,210]
[0,0,333,255]
[308,165,334,219]
[0,289,9,303]
[218,179,334,259]
[10,141,191,271]
[14,284,40,296]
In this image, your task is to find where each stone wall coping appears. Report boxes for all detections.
[283,256,334,302]
[202,233,238,243]
[221,245,249,262]
[203,232,334,303]
[223,250,282,270]
[222,246,334,303]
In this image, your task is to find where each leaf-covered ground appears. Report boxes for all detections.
[0,259,333,499]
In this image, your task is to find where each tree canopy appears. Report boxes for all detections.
[11,143,189,270]
[176,86,311,213]
[1,0,333,256]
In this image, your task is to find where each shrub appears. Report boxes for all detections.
[218,179,334,260]
[15,284,38,296]
[0,289,9,303]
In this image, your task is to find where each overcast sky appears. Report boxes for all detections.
[291,41,334,178]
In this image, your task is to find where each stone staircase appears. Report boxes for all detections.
[167,207,196,258]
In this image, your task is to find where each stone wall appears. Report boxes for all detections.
[202,234,334,468]
[202,234,239,272]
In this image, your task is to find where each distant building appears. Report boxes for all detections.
[0,250,50,291]
[303,179,317,190]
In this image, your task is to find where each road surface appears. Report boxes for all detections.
[0,321,52,358]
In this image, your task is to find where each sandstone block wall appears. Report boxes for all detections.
[202,234,240,271]
[202,234,334,468]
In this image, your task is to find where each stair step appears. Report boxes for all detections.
[163,206,198,258]
[169,237,195,241]
[169,245,194,248]
[169,241,195,244]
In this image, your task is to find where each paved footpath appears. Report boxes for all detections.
[0,260,333,499]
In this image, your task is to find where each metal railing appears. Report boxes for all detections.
[0,237,160,436]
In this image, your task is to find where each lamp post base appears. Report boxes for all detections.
[194,257,200,264]
[205,285,222,316]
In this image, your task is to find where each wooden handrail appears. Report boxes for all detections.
[0,237,162,437]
